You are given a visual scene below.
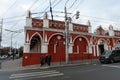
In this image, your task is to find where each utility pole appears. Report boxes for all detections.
[0,19,3,56]
[65,6,69,64]
[64,2,80,64]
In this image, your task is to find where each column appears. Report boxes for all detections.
[41,43,48,53]
[69,23,73,31]
[69,44,73,54]
[24,43,30,53]
[88,45,92,54]
[93,45,96,56]
[96,45,99,56]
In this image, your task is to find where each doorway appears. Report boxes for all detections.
[98,44,104,55]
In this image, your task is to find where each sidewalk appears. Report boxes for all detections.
[0,58,99,71]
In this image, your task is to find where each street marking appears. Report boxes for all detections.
[11,70,56,77]
[102,65,120,68]
[15,73,64,80]
[9,70,64,79]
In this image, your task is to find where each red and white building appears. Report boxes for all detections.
[22,11,120,66]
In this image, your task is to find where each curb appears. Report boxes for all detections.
[0,61,99,71]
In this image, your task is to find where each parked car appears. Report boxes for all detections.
[0,55,8,60]
[99,50,120,63]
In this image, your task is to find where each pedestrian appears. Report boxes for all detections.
[45,54,52,66]
[47,54,51,66]
[40,56,44,66]
[45,54,48,64]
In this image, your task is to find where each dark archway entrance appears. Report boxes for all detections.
[30,34,41,52]
[98,44,104,55]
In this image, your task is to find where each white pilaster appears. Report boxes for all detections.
[26,18,32,27]
[69,23,73,31]
[24,43,30,53]
[43,19,49,28]
[87,20,92,33]
[26,11,32,27]
[109,24,114,36]
[41,43,48,53]
[96,45,99,56]
[93,45,96,56]
[104,44,108,50]
[88,45,92,54]
[69,44,73,53]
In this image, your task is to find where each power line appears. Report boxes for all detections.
[37,0,57,18]
[52,0,63,8]
[4,15,25,20]
[3,19,25,24]
[32,0,47,10]
[2,0,41,47]
[27,0,40,10]
[0,0,17,18]
[65,0,70,6]
[4,0,40,32]
[71,0,84,12]
[68,0,77,9]
[41,0,57,12]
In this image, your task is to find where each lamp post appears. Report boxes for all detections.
[5,29,22,60]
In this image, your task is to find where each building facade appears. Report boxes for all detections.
[22,11,120,66]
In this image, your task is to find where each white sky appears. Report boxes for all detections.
[0,0,120,48]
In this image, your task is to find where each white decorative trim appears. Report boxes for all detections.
[24,43,30,53]
[43,19,49,28]
[41,43,48,53]
[69,23,73,31]
[88,45,92,54]
[54,44,56,53]
[57,35,61,40]
[73,35,89,45]
[26,18,32,27]
[29,32,43,43]
[93,45,96,56]
[96,45,99,56]
[70,37,72,43]
[77,45,79,54]
[48,33,64,44]
[69,44,73,53]
[45,34,47,42]
[26,34,29,43]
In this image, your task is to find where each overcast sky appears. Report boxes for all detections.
[0,0,120,48]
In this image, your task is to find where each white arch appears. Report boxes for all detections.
[73,35,89,44]
[29,32,42,43]
[48,33,64,44]
[97,38,107,44]
[97,38,108,56]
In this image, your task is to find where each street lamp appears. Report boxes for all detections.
[5,29,22,60]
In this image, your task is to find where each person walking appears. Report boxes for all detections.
[47,54,51,66]
[45,54,48,64]
[40,56,44,66]
[45,54,51,66]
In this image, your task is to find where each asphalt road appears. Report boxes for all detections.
[1,62,120,80]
